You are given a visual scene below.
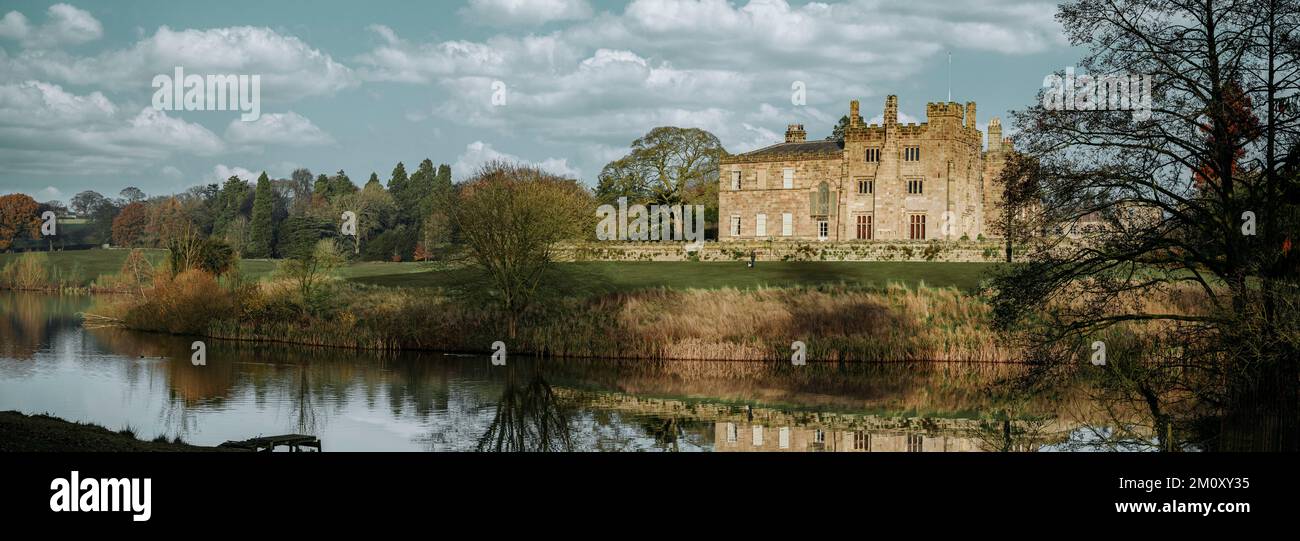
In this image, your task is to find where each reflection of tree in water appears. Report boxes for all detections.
[636,416,684,452]
[477,368,573,452]
[967,403,1058,452]
[290,365,320,434]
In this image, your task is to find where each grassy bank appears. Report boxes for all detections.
[3,248,993,293]
[0,411,221,452]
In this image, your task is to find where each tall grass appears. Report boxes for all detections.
[103,275,1014,361]
[0,252,86,291]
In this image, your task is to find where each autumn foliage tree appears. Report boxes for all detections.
[111,202,149,247]
[0,193,41,251]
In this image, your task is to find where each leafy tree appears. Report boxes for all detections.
[146,197,192,247]
[278,239,344,300]
[334,178,396,256]
[111,202,149,247]
[827,115,850,140]
[247,172,275,258]
[290,168,314,214]
[119,187,146,203]
[0,193,41,251]
[70,190,106,217]
[601,127,723,207]
[453,161,593,338]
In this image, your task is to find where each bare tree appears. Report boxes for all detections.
[991,0,1300,450]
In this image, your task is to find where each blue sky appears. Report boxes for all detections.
[0,0,1083,202]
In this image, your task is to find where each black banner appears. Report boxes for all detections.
[0,452,1289,530]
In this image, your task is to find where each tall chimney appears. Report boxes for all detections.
[965,101,976,129]
[987,117,1002,152]
[884,95,898,126]
[849,100,861,127]
[785,124,806,143]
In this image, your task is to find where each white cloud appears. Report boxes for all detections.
[161,165,184,179]
[356,0,1066,178]
[210,164,259,182]
[453,141,580,180]
[0,80,116,127]
[0,4,102,48]
[4,26,356,101]
[225,111,335,147]
[461,0,593,26]
[0,81,224,176]
[37,186,62,201]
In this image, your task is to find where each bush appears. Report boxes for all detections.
[125,269,232,334]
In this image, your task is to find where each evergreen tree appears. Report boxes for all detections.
[213,176,252,238]
[247,172,274,258]
[387,162,409,197]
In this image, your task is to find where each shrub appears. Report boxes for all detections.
[125,269,232,335]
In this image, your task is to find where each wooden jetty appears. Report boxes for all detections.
[218,434,322,452]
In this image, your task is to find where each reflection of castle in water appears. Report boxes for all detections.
[717,423,983,452]
[563,389,1069,452]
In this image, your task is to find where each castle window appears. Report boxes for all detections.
[782,168,794,189]
[865,148,879,162]
[779,427,790,449]
[730,170,741,190]
[752,426,764,446]
[907,434,924,452]
[814,430,825,444]
[857,179,873,195]
[782,213,793,236]
[907,178,924,194]
[853,431,870,451]
[755,213,767,237]
[725,423,737,443]
[909,214,927,239]
[904,146,921,161]
[817,220,829,240]
[730,215,741,237]
[856,214,872,240]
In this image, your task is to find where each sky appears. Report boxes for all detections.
[0,0,1085,203]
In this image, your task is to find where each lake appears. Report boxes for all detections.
[1,292,1113,452]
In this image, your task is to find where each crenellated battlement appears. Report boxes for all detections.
[925,101,966,120]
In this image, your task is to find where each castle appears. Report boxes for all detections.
[718,95,1011,241]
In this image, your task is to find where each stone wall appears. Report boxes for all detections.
[558,240,1017,262]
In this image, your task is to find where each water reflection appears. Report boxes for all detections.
[0,291,1123,452]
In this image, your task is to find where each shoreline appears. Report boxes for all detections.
[0,411,229,452]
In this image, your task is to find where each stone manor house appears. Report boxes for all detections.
[718,95,1012,241]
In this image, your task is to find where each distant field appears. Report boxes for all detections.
[2,249,996,293]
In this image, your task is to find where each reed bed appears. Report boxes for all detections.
[94,269,1015,362]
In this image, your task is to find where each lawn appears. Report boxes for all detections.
[2,248,997,293]
[350,260,995,294]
